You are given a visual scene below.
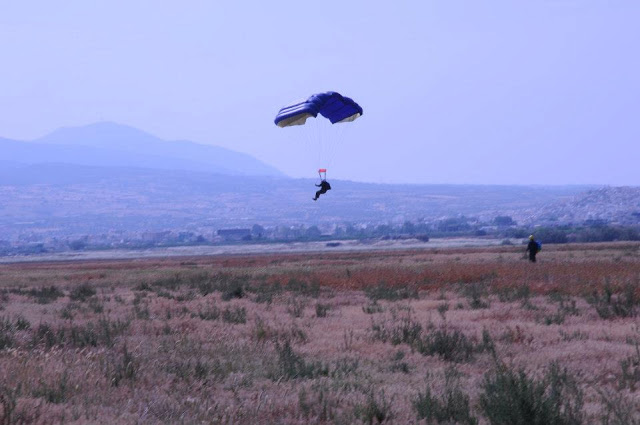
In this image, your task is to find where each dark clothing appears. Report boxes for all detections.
[313,180,331,200]
[316,181,331,191]
[526,240,538,262]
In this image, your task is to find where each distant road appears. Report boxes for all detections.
[0,237,516,264]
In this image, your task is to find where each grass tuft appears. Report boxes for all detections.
[479,362,584,425]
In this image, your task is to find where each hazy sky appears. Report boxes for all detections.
[1,1,638,185]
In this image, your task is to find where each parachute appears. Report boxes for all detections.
[274,92,363,180]
[274,92,363,128]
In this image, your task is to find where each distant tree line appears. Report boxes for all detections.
[2,215,640,257]
[505,225,640,244]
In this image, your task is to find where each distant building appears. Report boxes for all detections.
[217,228,251,241]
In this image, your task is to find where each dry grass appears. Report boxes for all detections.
[0,242,639,423]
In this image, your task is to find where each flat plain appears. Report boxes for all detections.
[1,242,640,424]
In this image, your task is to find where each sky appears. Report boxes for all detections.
[0,1,638,185]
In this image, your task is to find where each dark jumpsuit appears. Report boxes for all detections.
[526,240,538,262]
[313,181,331,200]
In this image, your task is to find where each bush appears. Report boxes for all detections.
[371,316,423,347]
[69,283,96,302]
[30,319,129,349]
[108,345,138,387]
[619,343,640,391]
[315,303,330,318]
[287,297,307,318]
[417,328,476,363]
[464,283,490,309]
[285,278,321,298]
[600,390,640,425]
[365,283,418,302]
[479,362,584,425]
[221,279,245,301]
[0,318,16,350]
[273,340,328,380]
[197,304,221,321]
[222,306,246,324]
[354,390,393,425]
[588,284,639,319]
[372,316,490,363]
[413,368,477,424]
[363,301,384,314]
[14,286,64,304]
[32,372,69,404]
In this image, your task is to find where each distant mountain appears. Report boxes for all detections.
[0,122,283,177]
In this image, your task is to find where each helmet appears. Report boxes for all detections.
[529,235,534,240]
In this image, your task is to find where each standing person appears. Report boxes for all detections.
[525,235,540,262]
[312,179,331,201]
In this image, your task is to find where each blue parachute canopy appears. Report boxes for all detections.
[274,92,363,128]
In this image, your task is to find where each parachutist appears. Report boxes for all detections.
[313,180,331,201]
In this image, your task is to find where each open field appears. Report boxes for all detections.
[0,237,509,264]
[1,242,640,424]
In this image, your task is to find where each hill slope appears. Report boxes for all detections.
[0,122,283,177]
[0,163,591,240]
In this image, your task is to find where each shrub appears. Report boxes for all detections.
[372,316,489,363]
[0,384,21,425]
[108,345,138,387]
[285,278,321,298]
[14,316,30,330]
[0,318,15,350]
[437,303,449,320]
[221,279,245,301]
[464,283,490,309]
[600,390,640,425]
[354,390,393,425]
[417,328,475,363]
[152,274,183,291]
[222,306,246,324]
[413,369,477,424]
[619,343,640,391]
[495,285,531,303]
[479,362,584,425]
[315,303,330,318]
[363,301,384,314]
[31,323,64,348]
[365,282,418,302]
[588,284,639,319]
[371,316,422,346]
[298,386,341,422]
[17,286,64,304]
[287,297,307,318]
[69,283,96,302]
[273,340,328,380]
[30,319,129,349]
[32,372,69,404]
[197,304,221,321]
[249,282,282,304]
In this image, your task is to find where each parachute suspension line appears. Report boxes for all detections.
[316,115,323,170]
[326,120,350,172]
[302,116,320,173]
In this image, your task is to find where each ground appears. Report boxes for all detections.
[1,242,639,424]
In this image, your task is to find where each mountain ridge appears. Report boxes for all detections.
[1,122,284,177]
